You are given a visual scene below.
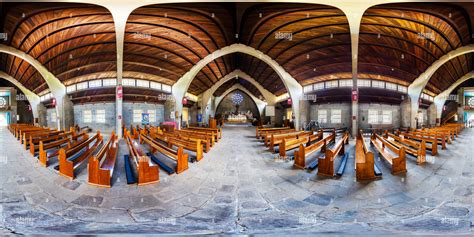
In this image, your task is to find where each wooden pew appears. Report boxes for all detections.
[24,130,66,149]
[18,127,50,141]
[420,129,453,143]
[269,130,318,152]
[30,131,73,155]
[256,126,290,139]
[124,130,159,185]
[186,127,221,140]
[88,131,119,187]
[293,130,336,169]
[140,133,189,174]
[424,126,457,139]
[444,123,463,133]
[13,124,39,138]
[397,131,441,152]
[168,133,210,153]
[38,132,88,167]
[149,127,211,153]
[318,132,349,177]
[146,128,204,162]
[279,136,310,158]
[370,133,407,175]
[261,128,295,142]
[355,131,379,181]
[384,131,430,164]
[174,130,215,147]
[58,131,103,179]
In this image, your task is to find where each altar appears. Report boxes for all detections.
[226,114,248,123]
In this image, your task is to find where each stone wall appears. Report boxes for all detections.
[309,103,352,128]
[46,108,58,129]
[400,97,411,128]
[123,102,165,127]
[309,102,403,129]
[37,104,47,126]
[358,103,401,129]
[73,103,115,133]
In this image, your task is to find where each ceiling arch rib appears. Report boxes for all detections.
[8,17,115,82]
[1,3,117,95]
[0,71,40,118]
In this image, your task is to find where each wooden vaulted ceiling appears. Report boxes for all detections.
[125,3,351,97]
[360,3,474,95]
[0,2,474,104]
[0,3,116,94]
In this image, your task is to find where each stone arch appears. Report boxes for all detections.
[433,71,474,120]
[407,44,474,128]
[172,43,303,129]
[0,71,40,119]
[214,85,266,119]
[200,70,276,123]
[0,45,67,129]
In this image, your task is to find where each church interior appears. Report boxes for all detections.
[0,0,473,235]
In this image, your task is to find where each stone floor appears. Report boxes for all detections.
[0,126,472,235]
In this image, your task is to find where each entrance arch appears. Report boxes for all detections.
[172,43,303,129]
[0,71,40,119]
[408,45,474,128]
[0,45,67,129]
[200,70,276,123]
[433,71,474,121]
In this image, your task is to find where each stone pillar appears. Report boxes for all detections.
[164,97,175,121]
[299,99,310,130]
[427,103,437,126]
[10,88,17,124]
[62,95,74,129]
[116,86,123,137]
[400,97,411,128]
[37,103,47,127]
[457,106,464,123]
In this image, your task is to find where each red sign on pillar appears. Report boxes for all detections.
[351,90,358,101]
[51,98,56,107]
[28,105,32,111]
[287,98,292,105]
[117,85,123,99]
[182,97,188,105]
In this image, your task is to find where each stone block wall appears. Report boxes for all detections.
[123,102,165,127]
[73,103,115,133]
[309,102,402,129]
[309,103,352,128]
[358,103,401,129]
